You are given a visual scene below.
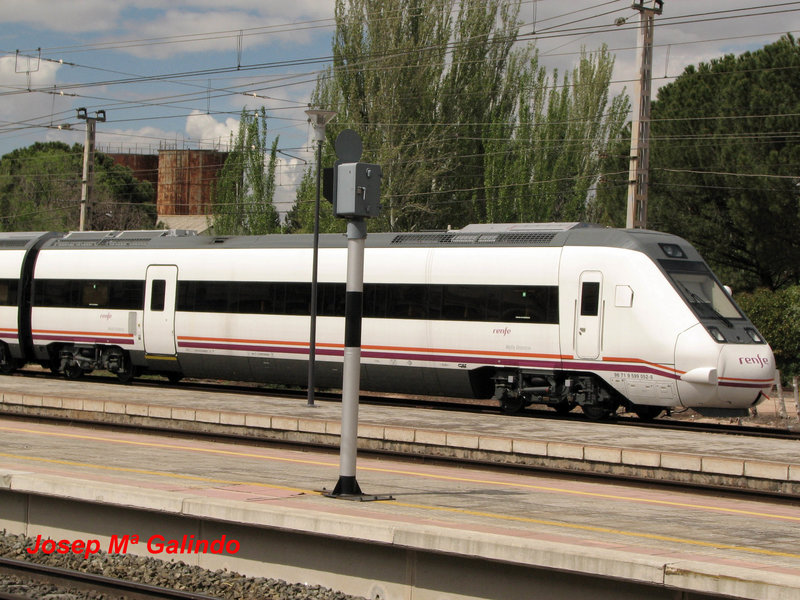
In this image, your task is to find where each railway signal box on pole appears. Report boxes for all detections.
[326,130,390,501]
[334,162,382,218]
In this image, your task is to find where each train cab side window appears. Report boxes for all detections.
[580,281,600,316]
[150,280,166,312]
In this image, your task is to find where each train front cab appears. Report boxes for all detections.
[664,259,774,415]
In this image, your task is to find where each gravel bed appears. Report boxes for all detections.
[0,531,366,599]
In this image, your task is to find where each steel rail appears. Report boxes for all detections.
[0,556,218,600]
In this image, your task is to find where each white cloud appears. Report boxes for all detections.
[4,0,125,33]
[0,57,72,149]
[185,111,239,149]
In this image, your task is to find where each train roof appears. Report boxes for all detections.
[26,223,703,263]
[0,231,62,250]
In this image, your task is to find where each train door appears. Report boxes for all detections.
[575,271,603,359]
[143,265,178,356]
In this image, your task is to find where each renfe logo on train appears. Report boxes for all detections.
[738,354,771,368]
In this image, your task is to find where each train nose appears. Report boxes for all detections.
[675,324,775,411]
[717,344,775,407]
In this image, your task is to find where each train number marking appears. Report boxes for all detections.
[613,372,654,380]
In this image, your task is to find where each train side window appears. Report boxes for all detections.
[0,280,16,306]
[442,285,485,321]
[83,281,109,307]
[580,281,600,316]
[150,280,166,312]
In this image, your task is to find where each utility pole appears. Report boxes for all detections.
[625,1,662,229]
[77,108,106,231]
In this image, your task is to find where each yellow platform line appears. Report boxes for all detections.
[3,424,798,524]
[2,450,800,561]
[3,423,800,561]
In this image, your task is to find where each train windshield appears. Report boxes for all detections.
[660,260,743,322]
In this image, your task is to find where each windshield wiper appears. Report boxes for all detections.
[680,285,732,328]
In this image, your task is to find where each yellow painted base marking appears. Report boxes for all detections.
[0,452,312,496]
[389,501,800,560]
[3,424,800,561]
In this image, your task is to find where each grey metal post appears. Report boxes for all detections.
[304,108,336,406]
[325,129,389,501]
[307,137,323,406]
[331,219,367,496]
[625,1,662,229]
[77,108,105,231]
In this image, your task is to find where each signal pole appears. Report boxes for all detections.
[304,108,336,407]
[626,1,662,229]
[77,108,106,231]
[325,130,387,500]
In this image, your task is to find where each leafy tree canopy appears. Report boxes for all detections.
[211,107,281,235]
[0,141,156,231]
[646,35,800,291]
[289,0,628,233]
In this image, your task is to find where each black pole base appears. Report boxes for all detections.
[324,476,394,502]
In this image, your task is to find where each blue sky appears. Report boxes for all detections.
[1,1,798,209]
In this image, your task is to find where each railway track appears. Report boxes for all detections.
[0,555,218,600]
[6,367,800,441]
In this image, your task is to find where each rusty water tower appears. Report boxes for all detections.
[157,149,228,216]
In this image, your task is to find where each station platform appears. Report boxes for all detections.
[0,372,798,498]
[2,416,800,600]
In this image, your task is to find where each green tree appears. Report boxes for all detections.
[485,46,629,223]
[283,167,345,234]
[736,286,800,378]
[212,108,280,235]
[586,122,630,227]
[308,0,455,231]
[0,141,156,231]
[294,0,628,233]
[647,35,800,291]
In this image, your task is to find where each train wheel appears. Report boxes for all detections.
[632,405,664,421]
[116,362,138,384]
[116,369,136,383]
[166,373,183,384]
[496,388,524,414]
[0,345,16,375]
[553,400,576,415]
[116,353,139,383]
[582,404,614,420]
[502,395,525,414]
[64,363,84,380]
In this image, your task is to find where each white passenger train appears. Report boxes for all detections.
[0,223,775,419]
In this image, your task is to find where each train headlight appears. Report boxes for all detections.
[745,328,763,343]
[707,326,726,343]
[659,243,686,259]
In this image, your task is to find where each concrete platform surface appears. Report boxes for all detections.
[2,417,800,600]
[0,373,799,497]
